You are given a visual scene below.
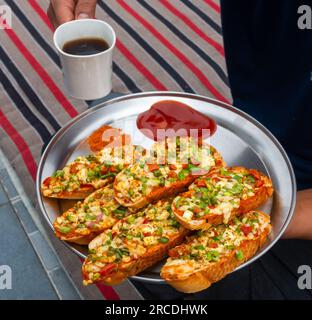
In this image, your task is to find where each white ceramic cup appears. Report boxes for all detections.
[53,19,116,100]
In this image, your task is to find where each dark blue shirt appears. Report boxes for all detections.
[221,0,312,190]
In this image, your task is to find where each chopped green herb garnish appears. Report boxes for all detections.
[101,207,109,216]
[66,214,75,222]
[114,208,127,219]
[86,155,97,162]
[194,245,205,250]
[52,170,64,178]
[126,216,136,224]
[220,168,229,176]
[158,237,169,244]
[246,175,256,184]
[178,169,189,180]
[59,226,71,234]
[141,183,147,195]
[158,177,166,186]
[235,250,244,261]
[226,245,235,250]
[153,170,161,177]
[155,226,163,235]
[101,173,116,179]
[206,250,219,262]
[170,220,181,229]
[104,161,113,167]
[85,213,96,221]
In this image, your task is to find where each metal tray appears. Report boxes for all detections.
[36,92,296,284]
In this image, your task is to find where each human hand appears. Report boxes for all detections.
[283,189,312,240]
[48,0,97,28]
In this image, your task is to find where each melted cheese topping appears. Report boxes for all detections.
[115,138,219,204]
[164,211,270,276]
[42,145,144,197]
[173,167,260,223]
[83,199,184,284]
[54,185,127,237]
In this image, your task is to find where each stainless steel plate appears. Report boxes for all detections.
[36,92,296,284]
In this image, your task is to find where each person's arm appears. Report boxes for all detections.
[283,189,312,240]
[48,0,97,28]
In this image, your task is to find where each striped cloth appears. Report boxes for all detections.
[0,0,231,299]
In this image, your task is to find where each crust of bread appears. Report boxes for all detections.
[161,211,271,293]
[82,228,190,285]
[55,232,103,245]
[42,185,97,200]
[114,147,225,210]
[173,167,274,230]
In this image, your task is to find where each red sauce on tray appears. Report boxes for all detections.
[137,100,217,141]
[87,125,131,152]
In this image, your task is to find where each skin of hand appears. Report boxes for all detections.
[282,189,312,240]
[48,0,97,28]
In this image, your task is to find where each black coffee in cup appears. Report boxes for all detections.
[63,38,109,55]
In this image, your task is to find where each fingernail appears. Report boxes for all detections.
[77,13,90,19]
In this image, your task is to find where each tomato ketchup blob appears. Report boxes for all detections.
[137,100,217,141]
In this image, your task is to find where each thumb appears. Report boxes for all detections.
[75,0,97,19]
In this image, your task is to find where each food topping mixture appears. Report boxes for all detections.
[83,199,184,284]
[164,211,269,273]
[173,167,263,223]
[54,185,128,238]
[115,138,222,204]
[42,145,145,197]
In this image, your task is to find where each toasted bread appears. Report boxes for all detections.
[172,167,273,230]
[82,199,190,285]
[41,145,145,199]
[114,138,225,210]
[161,210,271,293]
[53,184,131,245]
